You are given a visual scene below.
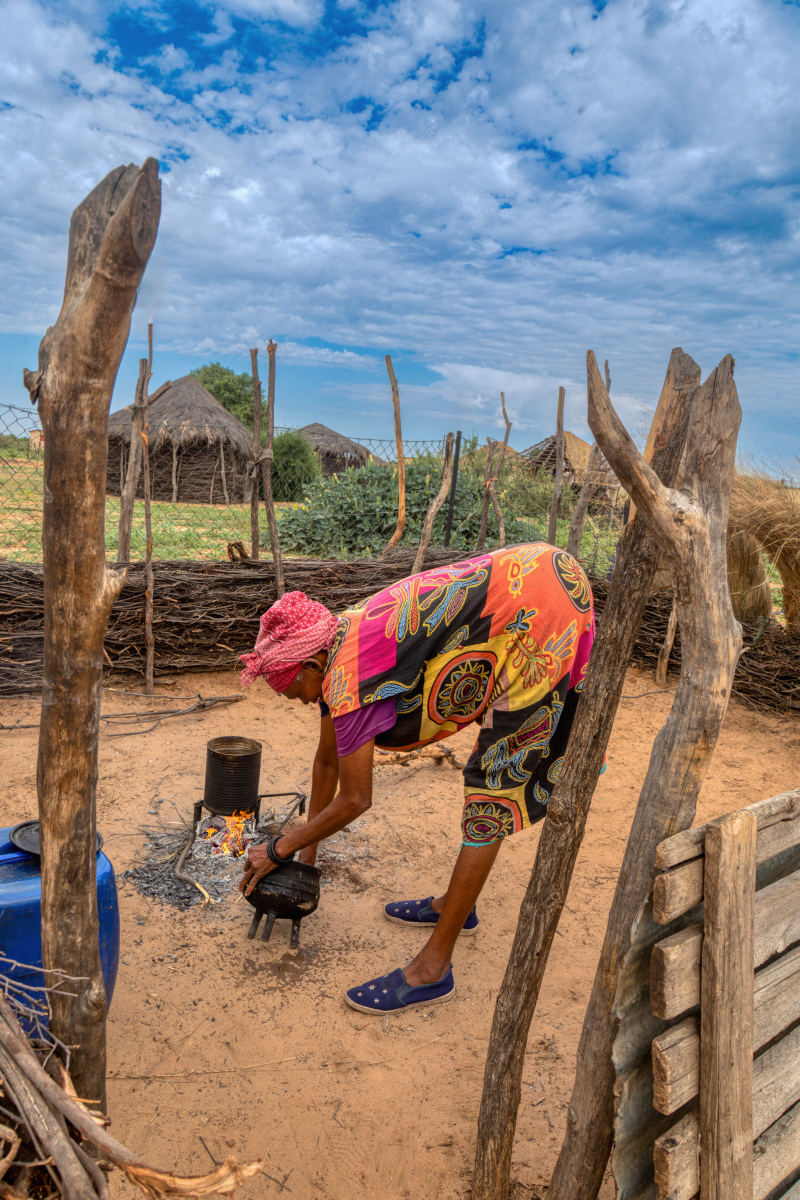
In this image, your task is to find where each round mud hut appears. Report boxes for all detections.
[107,375,254,504]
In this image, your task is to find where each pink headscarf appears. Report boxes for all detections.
[240,591,340,693]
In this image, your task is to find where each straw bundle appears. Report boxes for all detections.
[650,529,771,623]
[725,528,772,623]
[729,473,800,631]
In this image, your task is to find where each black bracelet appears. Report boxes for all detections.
[266,836,295,866]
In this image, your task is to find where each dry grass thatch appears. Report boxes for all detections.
[521,431,590,473]
[730,472,800,632]
[726,527,772,623]
[297,423,381,466]
[650,467,774,625]
[108,377,253,457]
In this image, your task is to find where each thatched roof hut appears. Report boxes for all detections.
[107,375,253,504]
[521,430,615,489]
[297,423,382,475]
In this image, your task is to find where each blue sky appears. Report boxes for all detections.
[1,0,799,455]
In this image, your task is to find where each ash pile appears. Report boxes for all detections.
[124,810,266,908]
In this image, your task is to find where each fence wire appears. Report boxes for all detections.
[1,403,627,573]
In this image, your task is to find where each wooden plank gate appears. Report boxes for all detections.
[611,789,800,1200]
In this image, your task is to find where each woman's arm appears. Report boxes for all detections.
[239,736,374,896]
[297,714,339,866]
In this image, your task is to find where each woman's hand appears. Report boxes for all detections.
[239,842,280,897]
[240,740,374,888]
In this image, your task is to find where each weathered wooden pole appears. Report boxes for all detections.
[548,352,742,1200]
[700,811,756,1200]
[142,323,155,695]
[567,365,609,559]
[443,430,462,548]
[488,393,513,548]
[472,348,701,1200]
[250,347,262,560]
[219,443,230,506]
[566,442,604,559]
[116,375,170,560]
[381,354,406,557]
[117,366,146,562]
[412,432,454,574]
[23,160,161,1110]
[655,597,679,687]
[547,385,566,545]
[476,439,496,553]
[262,340,285,597]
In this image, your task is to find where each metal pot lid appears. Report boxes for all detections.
[9,820,104,858]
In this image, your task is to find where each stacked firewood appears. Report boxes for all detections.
[590,576,800,713]
[3,555,800,713]
[0,549,465,696]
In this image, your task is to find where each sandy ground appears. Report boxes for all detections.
[3,667,800,1200]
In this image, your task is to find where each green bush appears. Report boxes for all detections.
[272,431,320,502]
[273,452,544,558]
[500,466,578,523]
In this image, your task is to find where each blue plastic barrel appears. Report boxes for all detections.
[0,825,120,1015]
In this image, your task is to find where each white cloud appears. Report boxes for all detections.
[201,8,235,44]
[1,0,799,448]
[217,0,325,26]
[278,342,381,369]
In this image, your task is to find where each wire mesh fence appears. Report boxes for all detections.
[1,402,628,572]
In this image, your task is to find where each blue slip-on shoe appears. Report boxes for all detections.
[345,966,455,1014]
[384,896,479,936]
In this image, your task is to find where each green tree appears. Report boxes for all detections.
[190,362,254,426]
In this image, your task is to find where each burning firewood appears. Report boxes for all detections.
[0,968,262,1200]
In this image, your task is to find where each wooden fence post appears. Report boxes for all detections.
[23,160,160,1111]
[476,439,496,553]
[443,430,462,548]
[472,349,699,1200]
[262,340,284,597]
[488,394,513,548]
[655,598,678,687]
[117,364,150,563]
[142,323,155,695]
[567,440,604,558]
[548,385,565,545]
[250,347,262,560]
[381,354,406,557]
[412,432,454,574]
[701,811,757,1200]
[547,351,742,1200]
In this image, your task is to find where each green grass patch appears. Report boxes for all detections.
[1,457,256,561]
[2,452,624,572]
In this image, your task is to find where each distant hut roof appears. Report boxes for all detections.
[520,430,617,485]
[297,423,377,464]
[564,431,592,471]
[108,375,253,457]
[521,431,591,472]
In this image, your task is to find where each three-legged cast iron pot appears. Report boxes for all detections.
[245,860,321,949]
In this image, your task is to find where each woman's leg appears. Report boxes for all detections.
[403,840,502,986]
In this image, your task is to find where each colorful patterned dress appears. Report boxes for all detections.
[321,544,595,846]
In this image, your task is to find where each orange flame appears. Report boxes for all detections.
[205,810,252,857]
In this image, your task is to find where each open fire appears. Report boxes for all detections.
[203,810,256,858]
